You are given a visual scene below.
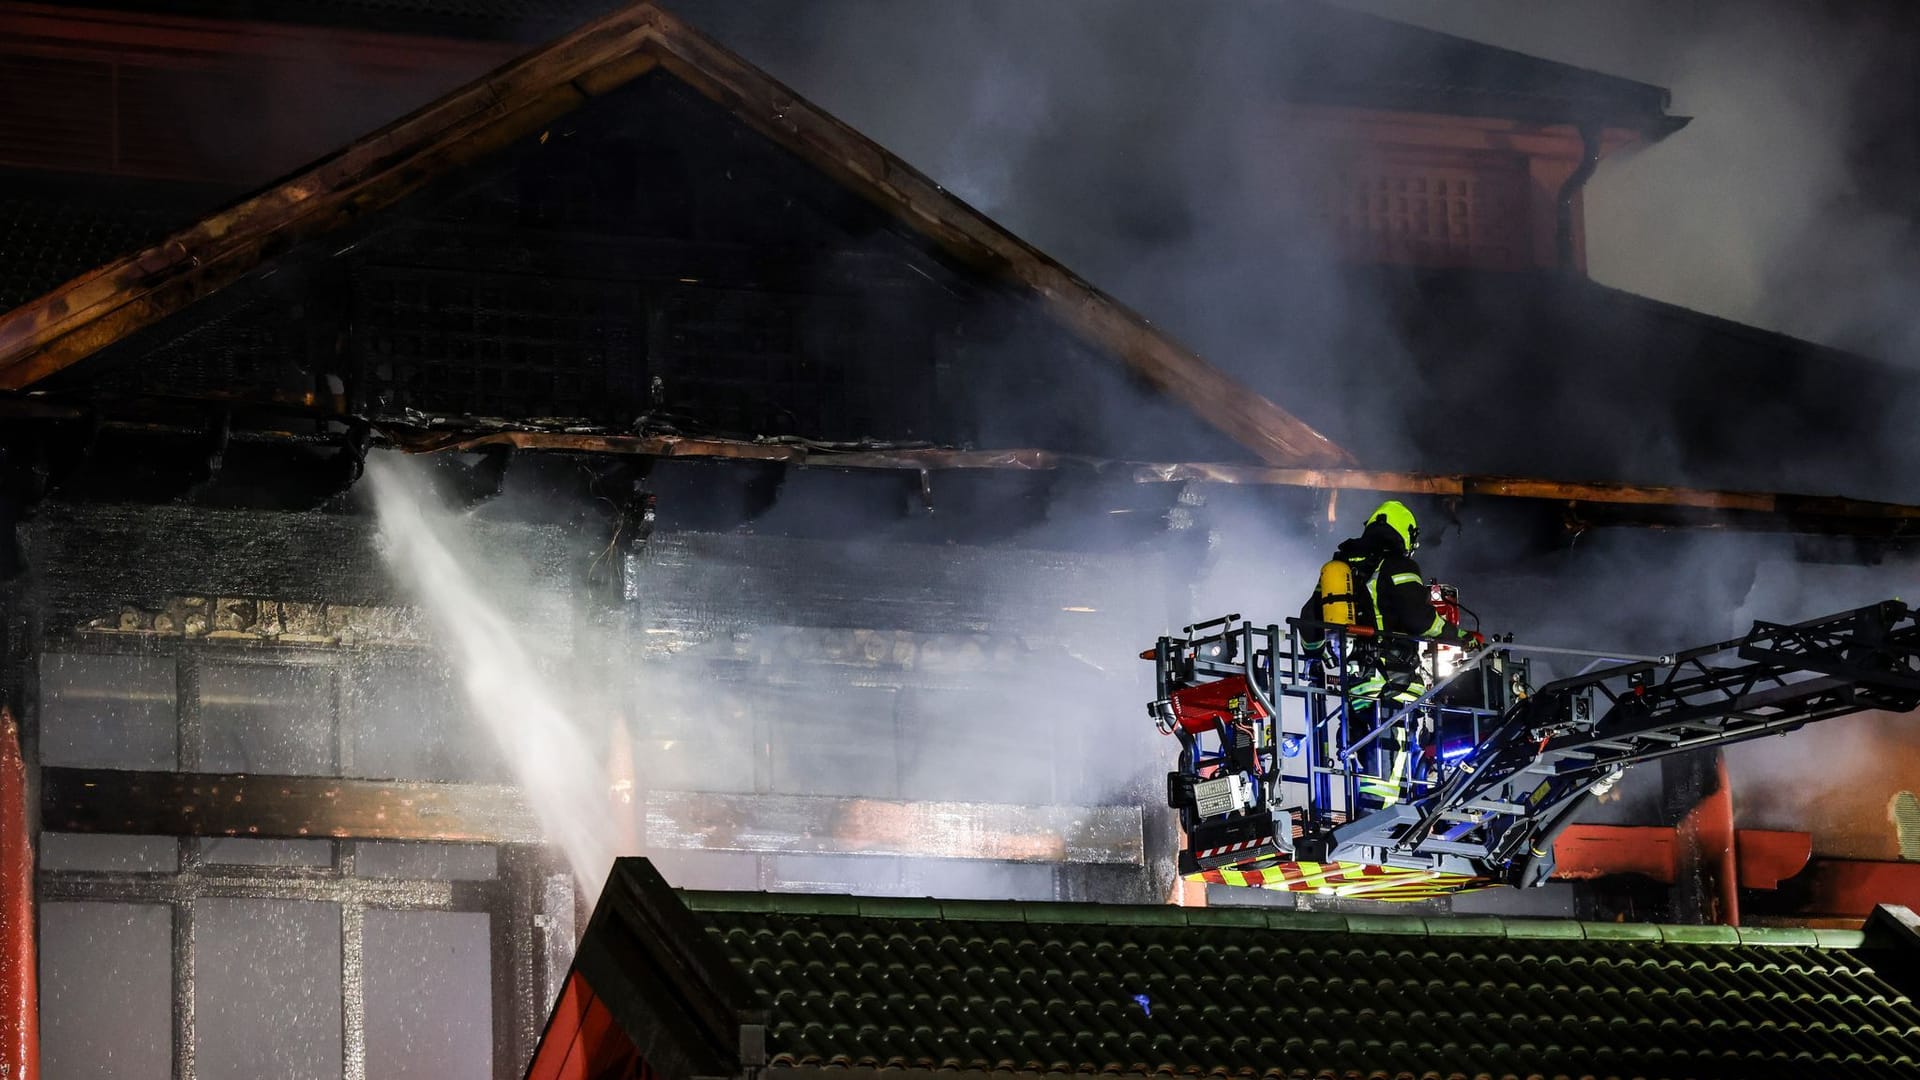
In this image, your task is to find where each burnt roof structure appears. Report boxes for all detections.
[533,858,1920,1080]
[0,1,1350,470]
[0,0,1913,537]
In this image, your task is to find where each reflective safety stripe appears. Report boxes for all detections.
[1366,578,1382,629]
[1188,860,1494,900]
[1358,733,1410,805]
[1351,676,1424,704]
[1390,572,1422,586]
[1424,610,1447,637]
[1382,746,1408,805]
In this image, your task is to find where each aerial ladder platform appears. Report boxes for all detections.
[1148,598,1920,901]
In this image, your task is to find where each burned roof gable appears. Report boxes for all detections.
[0,2,1349,469]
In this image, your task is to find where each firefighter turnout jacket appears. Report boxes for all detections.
[1374,548,1474,645]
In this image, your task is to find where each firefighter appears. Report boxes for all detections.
[1302,500,1482,806]
[1304,499,1480,653]
[1364,501,1480,650]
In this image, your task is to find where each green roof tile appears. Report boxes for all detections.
[1177,907,1268,930]
[1502,918,1586,940]
[1262,911,1350,933]
[854,896,944,920]
[754,893,861,917]
[1423,915,1506,937]
[1024,902,1186,927]
[1737,926,1823,947]
[1660,924,1743,945]
[1815,928,1869,949]
[1581,921,1666,942]
[1339,913,1429,936]
[652,881,1920,1080]
[937,899,1022,922]
[682,891,789,913]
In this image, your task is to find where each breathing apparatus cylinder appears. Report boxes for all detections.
[1318,559,1359,626]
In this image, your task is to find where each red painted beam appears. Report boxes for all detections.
[0,709,39,1080]
[1552,825,1677,881]
[1732,830,1813,890]
[1676,754,1741,925]
[1801,860,1920,918]
[1553,825,1811,889]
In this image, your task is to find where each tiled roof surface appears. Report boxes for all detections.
[683,892,1920,1080]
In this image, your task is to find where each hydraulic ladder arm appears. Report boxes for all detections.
[1399,601,1920,886]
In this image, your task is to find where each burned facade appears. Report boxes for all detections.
[2,2,1919,1079]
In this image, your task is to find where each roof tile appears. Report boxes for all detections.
[1501,918,1586,940]
[937,900,1019,923]
[677,893,1920,1080]
[1338,914,1428,936]
[1659,924,1742,945]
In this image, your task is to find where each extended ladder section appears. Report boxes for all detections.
[1406,600,1920,886]
[1150,600,1920,894]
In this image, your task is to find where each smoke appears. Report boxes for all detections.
[677,0,1395,424]
[1454,522,1920,849]
[360,449,1270,902]
[366,456,620,893]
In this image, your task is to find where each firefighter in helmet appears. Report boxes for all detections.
[1303,500,1479,659]
[1301,500,1482,804]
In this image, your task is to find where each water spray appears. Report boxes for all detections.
[366,456,621,895]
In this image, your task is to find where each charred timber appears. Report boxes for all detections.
[8,407,1919,534]
[38,768,1146,866]
[390,428,1920,534]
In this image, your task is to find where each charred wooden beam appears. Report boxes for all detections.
[39,768,1146,866]
[646,790,1144,866]
[35,868,478,909]
[0,11,658,390]
[9,405,1917,534]
[41,768,543,844]
[385,427,1920,534]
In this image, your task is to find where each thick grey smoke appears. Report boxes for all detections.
[362,450,1321,902]
[677,0,1420,457]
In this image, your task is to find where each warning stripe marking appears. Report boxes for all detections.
[1190,860,1494,901]
[1194,838,1270,859]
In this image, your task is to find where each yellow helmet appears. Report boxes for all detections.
[1368,500,1419,554]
